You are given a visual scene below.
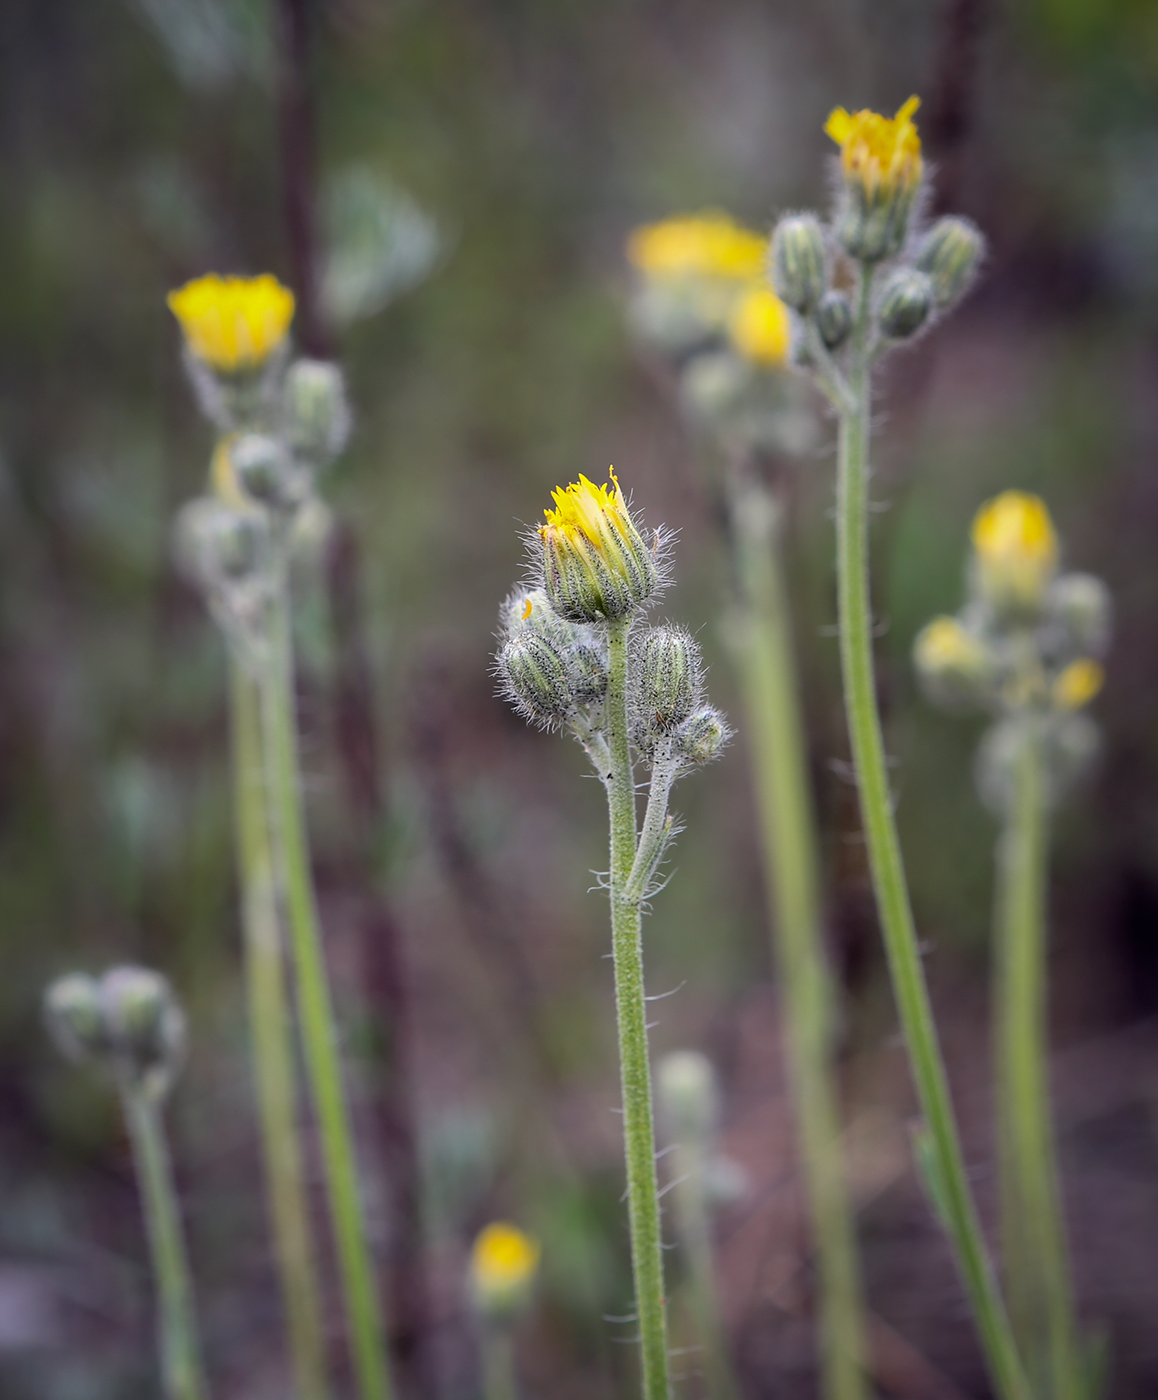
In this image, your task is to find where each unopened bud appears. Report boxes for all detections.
[876,268,933,340]
[499,632,574,726]
[1046,573,1112,660]
[770,215,827,314]
[568,644,608,705]
[101,966,186,1095]
[816,291,852,350]
[657,1050,718,1141]
[231,433,292,506]
[1052,658,1103,712]
[913,615,992,711]
[971,491,1058,623]
[175,498,266,590]
[914,217,984,308]
[634,626,700,735]
[284,359,351,465]
[675,706,730,766]
[44,974,107,1066]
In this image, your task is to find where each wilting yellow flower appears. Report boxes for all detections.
[627,213,766,281]
[1053,659,1104,711]
[971,491,1059,617]
[470,1222,540,1316]
[540,469,657,622]
[727,283,792,366]
[167,274,295,372]
[825,96,923,197]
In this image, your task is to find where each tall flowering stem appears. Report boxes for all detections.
[725,464,867,1400]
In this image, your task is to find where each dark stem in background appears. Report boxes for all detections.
[926,0,991,215]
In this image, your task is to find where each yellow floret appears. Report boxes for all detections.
[167,273,295,372]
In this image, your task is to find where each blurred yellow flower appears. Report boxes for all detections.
[824,96,923,198]
[971,491,1058,615]
[1053,659,1104,710]
[915,616,985,674]
[727,283,792,366]
[627,213,766,281]
[470,1222,540,1312]
[167,274,295,372]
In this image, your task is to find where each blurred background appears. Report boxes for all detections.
[3,0,1158,1395]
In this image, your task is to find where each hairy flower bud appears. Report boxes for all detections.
[175,497,266,590]
[770,215,827,314]
[284,359,351,465]
[970,491,1058,623]
[102,967,187,1095]
[675,706,730,766]
[825,97,924,262]
[1051,658,1103,712]
[876,268,933,340]
[634,626,700,736]
[539,470,657,623]
[913,615,992,711]
[44,974,108,1066]
[230,433,293,506]
[816,291,852,350]
[1046,572,1112,661]
[914,217,984,308]
[499,632,575,726]
[657,1050,718,1141]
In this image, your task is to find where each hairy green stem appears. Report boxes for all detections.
[835,267,1030,1400]
[726,467,867,1400]
[480,1323,518,1400]
[122,1088,207,1400]
[604,615,671,1400]
[230,659,332,1400]
[259,581,394,1400]
[625,737,679,906]
[995,718,1081,1400]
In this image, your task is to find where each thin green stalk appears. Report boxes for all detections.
[230,659,332,1400]
[726,468,867,1400]
[995,718,1081,1400]
[604,615,672,1400]
[835,268,1030,1400]
[122,1088,207,1400]
[480,1323,518,1400]
[669,1136,738,1400]
[259,581,394,1400]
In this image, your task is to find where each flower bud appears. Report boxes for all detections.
[913,615,992,711]
[499,632,575,727]
[876,268,933,340]
[101,966,187,1095]
[568,644,609,705]
[539,471,657,623]
[634,626,701,735]
[675,706,730,766]
[913,217,984,308]
[727,284,792,367]
[44,974,108,1066]
[230,433,293,506]
[825,97,924,262]
[1045,573,1112,660]
[770,215,827,314]
[1051,658,1103,711]
[970,491,1058,623]
[816,291,852,350]
[175,497,266,591]
[657,1050,718,1141]
[469,1222,540,1321]
[284,359,351,465]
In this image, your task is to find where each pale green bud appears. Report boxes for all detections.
[499,632,574,727]
[231,433,293,506]
[975,713,1100,817]
[634,625,700,736]
[284,359,351,465]
[816,291,852,350]
[914,217,984,308]
[44,974,108,1066]
[101,966,187,1095]
[657,1050,718,1141]
[1045,573,1112,661]
[770,215,827,315]
[568,643,608,705]
[175,498,266,589]
[675,706,730,766]
[876,268,933,340]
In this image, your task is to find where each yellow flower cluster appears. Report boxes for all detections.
[824,96,923,199]
[168,274,295,372]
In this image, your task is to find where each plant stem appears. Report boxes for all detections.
[231,658,333,1400]
[259,580,394,1400]
[122,1088,207,1400]
[995,717,1081,1400]
[480,1323,518,1400]
[835,267,1030,1400]
[604,615,671,1400]
[726,465,867,1400]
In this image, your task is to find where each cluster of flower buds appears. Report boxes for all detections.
[167,275,351,660]
[44,966,187,1100]
[496,471,729,772]
[913,492,1111,811]
[770,98,985,360]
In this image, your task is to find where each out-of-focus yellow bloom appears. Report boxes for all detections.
[627,213,766,281]
[824,96,923,198]
[470,1222,540,1315]
[539,469,656,622]
[915,616,985,675]
[168,274,295,372]
[971,491,1058,616]
[727,284,792,366]
[1053,659,1104,710]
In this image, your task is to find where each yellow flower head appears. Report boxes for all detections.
[1052,658,1104,711]
[539,469,657,622]
[727,283,792,366]
[915,616,985,674]
[971,491,1059,617]
[167,274,295,372]
[627,213,767,282]
[470,1223,540,1315]
[825,96,923,198]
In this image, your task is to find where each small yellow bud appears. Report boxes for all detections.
[469,1222,540,1318]
[540,470,657,623]
[971,491,1059,620]
[913,615,992,710]
[824,96,924,261]
[1052,659,1104,711]
[626,213,766,281]
[727,284,792,366]
[168,274,295,373]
